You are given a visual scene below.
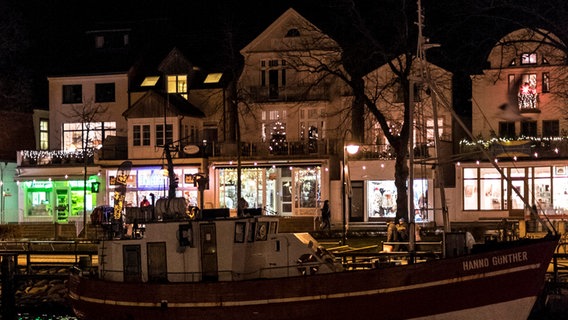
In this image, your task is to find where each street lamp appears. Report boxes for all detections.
[342,135,359,245]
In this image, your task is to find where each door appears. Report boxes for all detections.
[280,179,292,214]
[147,242,167,282]
[56,190,69,222]
[123,245,141,282]
[349,181,364,222]
[200,224,218,281]
[507,178,527,218]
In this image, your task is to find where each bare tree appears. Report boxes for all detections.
[62,99,109,237]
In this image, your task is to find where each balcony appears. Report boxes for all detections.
[18,149,95,167]
[459,137,568,161]
[247,84,332,102]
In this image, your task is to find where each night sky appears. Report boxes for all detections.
[1,0,564,113]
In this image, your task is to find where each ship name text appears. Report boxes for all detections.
[462,251,528,271]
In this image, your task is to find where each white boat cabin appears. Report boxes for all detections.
[98,215,341,283]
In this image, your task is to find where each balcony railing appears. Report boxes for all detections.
[459,137,568,161]
[18,149,95,167]
[247,84,332,102]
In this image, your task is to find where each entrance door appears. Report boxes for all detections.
[123,245,141,282]
[349,181,364,222]
[200,224,218,281]
[507,178,527,217]
[147,242,167,282]
[280,179,292,214]
[56,190,69,222]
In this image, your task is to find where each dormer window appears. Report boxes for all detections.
[90,29,130,49]
[285,28,300,37]
[521,53,537,65]
[167,75,188,99]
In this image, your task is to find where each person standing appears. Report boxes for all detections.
[320,200,331,231]
[140,196,150,207]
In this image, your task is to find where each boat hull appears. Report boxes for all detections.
[68,237,558,320]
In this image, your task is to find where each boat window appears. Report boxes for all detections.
[247,222,255,242]
[234,222,246,243]
[256,222,269,241]
[269,221,278,234]
[178,224,193,247]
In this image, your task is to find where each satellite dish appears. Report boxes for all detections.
[183,145,201,155]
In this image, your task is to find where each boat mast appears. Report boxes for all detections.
[415,0,450,234]
[415,0,555,235]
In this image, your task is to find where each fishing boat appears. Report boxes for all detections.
[67,2,560,319]
[68,212,558,320]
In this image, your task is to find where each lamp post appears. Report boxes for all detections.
[342,135,360,245]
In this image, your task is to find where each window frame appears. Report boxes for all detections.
[95,83,116,103]
[62,85,82,104]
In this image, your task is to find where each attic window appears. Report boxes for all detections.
[204,73,223,84]
[542,57,549,64]
[285,28,300,37]
[141,76,160,87]
[521,53,537,65]
[508,59,516,67]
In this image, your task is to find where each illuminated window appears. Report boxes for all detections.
[542,72,550,93]
[62,122,116,151]
[167,75,188,99]
[141,76,159,87]
[521,53,537,65]
[39,119,49,150]
[518,74,538,110]
[204,73,223,84]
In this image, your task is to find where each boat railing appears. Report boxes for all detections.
[99,262,334,282]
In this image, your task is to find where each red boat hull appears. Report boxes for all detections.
[68,237,558,320]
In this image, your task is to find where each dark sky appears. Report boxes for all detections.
[3,0,563,111]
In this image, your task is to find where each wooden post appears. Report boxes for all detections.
[1,255,16,320]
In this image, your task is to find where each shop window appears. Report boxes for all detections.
[480,168,503,210]
[368,180,397,218]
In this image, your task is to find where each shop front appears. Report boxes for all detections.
[347,160,434,224]
[19,177,100,223]
[460,163,568,220]
[214,164,323,216]
[105,166,201,210]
